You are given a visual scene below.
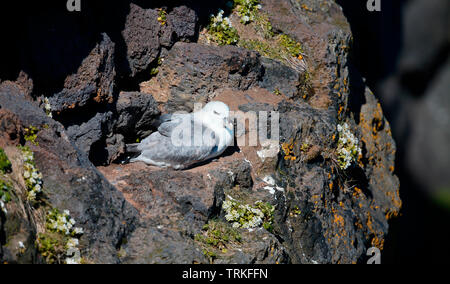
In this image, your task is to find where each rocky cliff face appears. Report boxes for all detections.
[0,0,400,264]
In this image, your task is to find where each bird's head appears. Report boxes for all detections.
[202,101,234,135]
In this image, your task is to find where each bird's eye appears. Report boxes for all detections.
[213,110,220,115]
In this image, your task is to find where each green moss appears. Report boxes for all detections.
[273,88,282,96]
[278,34,304,57]
[239,39,284,61]
[24,125,39,146]
[0,148,12,174]
[254,12,274,39]
[150,57,163,77]
[255,201,275,232]
[37,232,66,264]
[195,220,241,263]
[0,180,12,203]
[150,67,159,76]
[300,143,311,153]
[202,249,217,262]
[157,8,167,26]
[291,206,302,216]
[195,220,242,246]
[239,34,304,64]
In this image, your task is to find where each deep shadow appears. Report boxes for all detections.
[0,0,220,99]
[383,169,450,264]
[336,0,404,93]
[0,2,105,96]
[345,57,367,124]
[89,139,110,166]
[347,166,372,199]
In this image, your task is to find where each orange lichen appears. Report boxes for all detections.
[366,212,385,250]
[301,4,312,11]
[371,236,385,250]
[334,215,344,227]
[352,187,364,201]
[385,210,400,220]
[281,139,297,161]
[386,190,402,210]
[357,153,364,168]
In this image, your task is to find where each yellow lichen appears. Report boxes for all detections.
[281,139,297,161]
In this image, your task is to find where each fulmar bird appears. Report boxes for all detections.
[126,101,234,169]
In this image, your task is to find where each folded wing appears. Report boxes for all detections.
[133,112,220,168]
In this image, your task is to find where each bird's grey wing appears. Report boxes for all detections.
[136,119,220,166]
[132,113,188,152]
[139,140,216,166]
[157,113,193,138]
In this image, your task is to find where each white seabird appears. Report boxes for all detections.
[126,101,234,169]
